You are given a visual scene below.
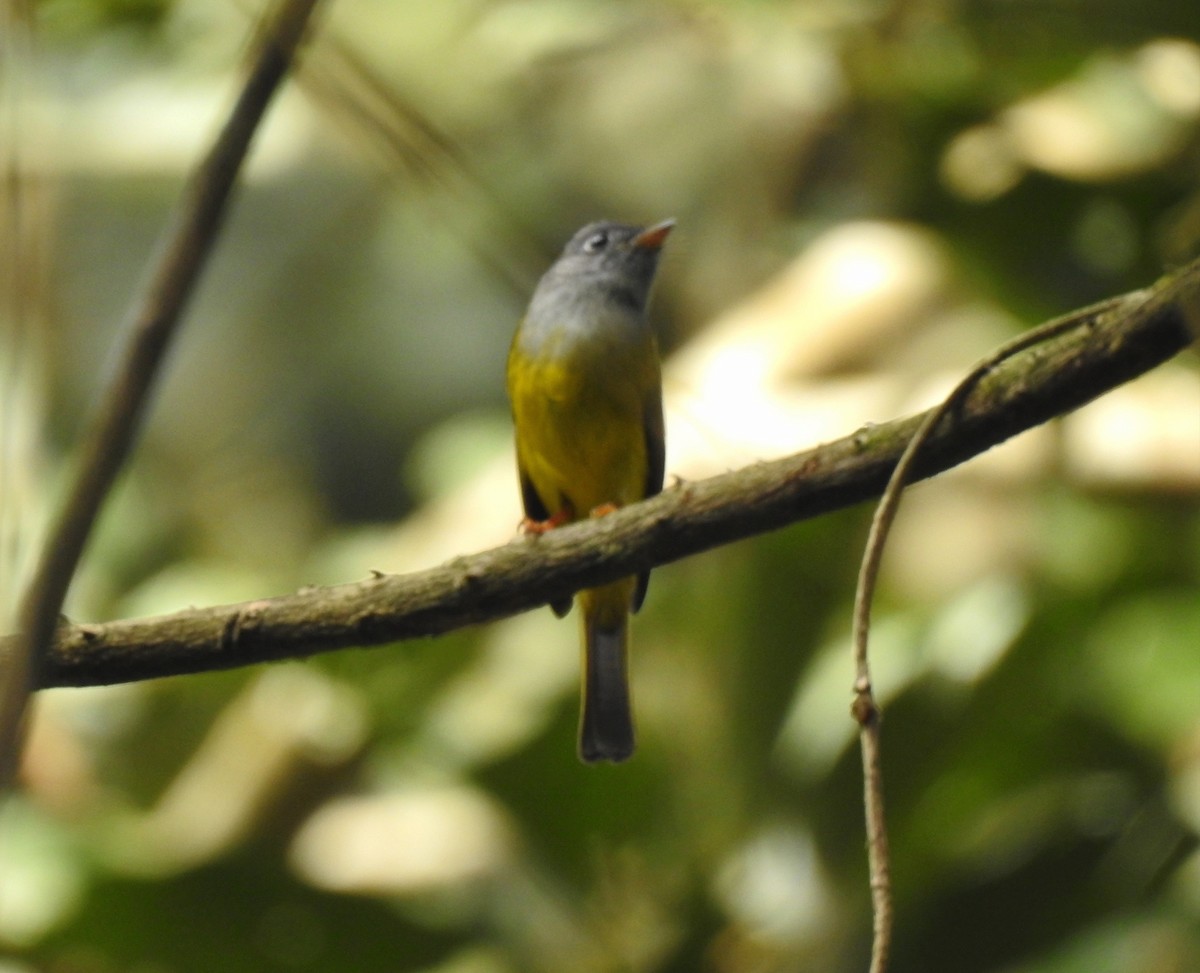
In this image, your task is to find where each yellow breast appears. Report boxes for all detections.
[507,329,659,519]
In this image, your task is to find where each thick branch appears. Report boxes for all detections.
[19,260,1199,690]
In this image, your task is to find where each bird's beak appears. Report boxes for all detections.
[631,219,675,250]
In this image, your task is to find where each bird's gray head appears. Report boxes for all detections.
[535,219,674,316]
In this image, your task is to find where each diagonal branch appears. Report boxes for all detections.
[0,0,326,783]
[16,258,1196,691]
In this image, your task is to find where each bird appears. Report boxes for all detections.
[506,218,673,763]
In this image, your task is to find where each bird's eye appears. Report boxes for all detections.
[582,231,608,253]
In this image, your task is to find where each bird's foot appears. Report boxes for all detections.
[520,510,570,535]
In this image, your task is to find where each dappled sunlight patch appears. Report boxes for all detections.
[713,821,834,947]
[95,665,367,877]
[0,799,85,948]
[419,611,576,767]
[289,786,512,895]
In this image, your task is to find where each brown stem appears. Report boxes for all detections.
[848,290,1140,973]
[0,0,326,788]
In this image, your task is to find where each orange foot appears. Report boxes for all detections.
[520,510,570,535]
[589,502,619,517]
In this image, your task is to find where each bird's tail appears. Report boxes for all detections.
[579,581,635,763]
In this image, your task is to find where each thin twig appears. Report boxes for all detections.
[848,290,1141,973]
[0,0,325,789]
[6,262,1192,691]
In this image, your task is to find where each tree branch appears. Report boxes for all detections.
[849,293,1138,973]
[13,259,1194,691]
[0,0,325,781]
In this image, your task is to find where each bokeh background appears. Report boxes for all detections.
[2,1,1199,971]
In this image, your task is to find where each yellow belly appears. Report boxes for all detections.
[507,340,655,520]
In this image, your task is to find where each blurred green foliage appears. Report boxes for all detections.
[1,1,1198,971]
